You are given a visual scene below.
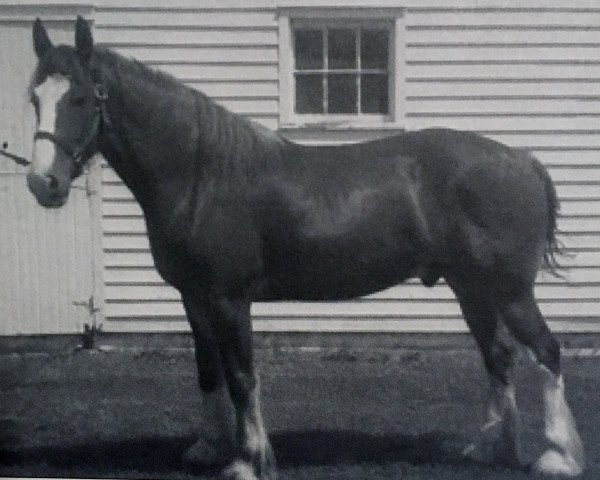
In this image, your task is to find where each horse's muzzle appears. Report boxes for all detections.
[26,172,68,208]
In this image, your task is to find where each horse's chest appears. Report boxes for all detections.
[146,232,199,289]
[145,213,263,293]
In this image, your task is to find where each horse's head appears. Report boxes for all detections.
[27,16,102,207]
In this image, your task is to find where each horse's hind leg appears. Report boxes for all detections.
[496,286,584,477]
[214,297,275,480]
[448,278,522,468]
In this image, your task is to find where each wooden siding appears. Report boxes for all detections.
[95,2,600,333]
[0,16,96,335]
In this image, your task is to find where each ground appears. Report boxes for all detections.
[1,341,599,479]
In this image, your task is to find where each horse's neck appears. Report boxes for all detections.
[96,54,198,217]
[94,51,285,233]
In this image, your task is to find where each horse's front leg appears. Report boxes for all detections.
[181,292,237,470]
[214,296,276,480]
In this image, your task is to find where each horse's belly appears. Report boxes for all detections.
[261,238,423,301]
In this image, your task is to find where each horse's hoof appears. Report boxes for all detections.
[182,438,234,471]
[221,460,258,480]
[220,457,277,480]
[462,441,522,470]
[463,441,492,463]
[532,449,584,477]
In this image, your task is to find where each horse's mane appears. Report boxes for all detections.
[93,47,286,179]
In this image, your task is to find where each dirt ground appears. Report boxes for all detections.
[1,343,599,480]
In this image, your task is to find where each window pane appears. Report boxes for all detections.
[296,74,324,113]
[328,29,356,70]
[361,29,389,70]
[328,74,357,114]
[361,74,388,114]
[295,29,323,70]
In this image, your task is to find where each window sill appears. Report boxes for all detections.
[279,121,404,132]
[278,122,405,145]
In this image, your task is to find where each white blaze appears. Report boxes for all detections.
[31,74,70,175]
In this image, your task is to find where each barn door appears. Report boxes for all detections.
[0,14,98,335]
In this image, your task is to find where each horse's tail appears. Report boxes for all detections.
[530,154,563,276]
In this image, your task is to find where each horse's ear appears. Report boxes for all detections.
[75,15,93,65]
[33,18,52,59]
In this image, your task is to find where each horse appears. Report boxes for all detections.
[25,16,584,480]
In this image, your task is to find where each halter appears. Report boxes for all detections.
[1,82,108,175]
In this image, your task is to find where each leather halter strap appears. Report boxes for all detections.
[34,110,101,165]
[1,82,108,174]
[33,83,108,177]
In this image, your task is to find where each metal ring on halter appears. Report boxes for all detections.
[94,83,108,102]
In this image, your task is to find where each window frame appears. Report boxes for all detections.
[278,6,405,130]
[293,20,393,117]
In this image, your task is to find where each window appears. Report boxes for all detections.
[294,26,391,115]
[278,7,405,130]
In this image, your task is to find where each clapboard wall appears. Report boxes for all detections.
[93,0,600,333]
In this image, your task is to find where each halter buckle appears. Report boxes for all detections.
[94,83,108,102]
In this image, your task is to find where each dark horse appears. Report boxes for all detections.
[26,17,584,479]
